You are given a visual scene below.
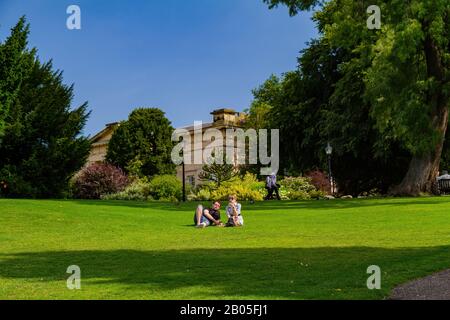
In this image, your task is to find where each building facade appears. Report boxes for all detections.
[176,108,246,187]
[86,122,120,166]
[86,108,245,186]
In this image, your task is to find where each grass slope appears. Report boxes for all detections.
[1,197,450,300]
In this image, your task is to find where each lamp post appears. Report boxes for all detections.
[182,141,186,202]
[325,142,333,195]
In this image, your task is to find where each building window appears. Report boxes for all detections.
[187,176,195,187]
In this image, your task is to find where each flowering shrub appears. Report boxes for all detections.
[73,163,129,199]
[211,184,265,201]
[305,170,331,193]
[97,171,325,202]
[207,173,265,201]
[190,174,325,201]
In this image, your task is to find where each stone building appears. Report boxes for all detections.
[86,108,245,186]
[86,122,120,166]
[176,108,246,187]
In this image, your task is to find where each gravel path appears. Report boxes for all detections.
[389,269,450,300]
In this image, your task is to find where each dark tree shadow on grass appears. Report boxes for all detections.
[1,246,450,299]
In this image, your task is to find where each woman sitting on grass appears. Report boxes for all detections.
[226,195,244,227]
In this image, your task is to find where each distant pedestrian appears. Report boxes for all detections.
[265,174,281,200]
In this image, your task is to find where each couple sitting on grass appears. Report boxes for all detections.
[194,195,244,228]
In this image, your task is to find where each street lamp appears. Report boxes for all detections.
[182,140,186,202]
[325,142,333,195]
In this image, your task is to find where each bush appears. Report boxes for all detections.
[102,178,151,201]
[73,163,129,199]
[190,188,211,201]
[192,173,324,201]
[279,176,323,200]
[309,189,327,199]
[0,166,36,198]
[287,190,311,200]
[211,184,264,201]
[305,170,331,193]
[209,173,265,201]
[102,175,183,202]
[148,175,182,201]
[280,176,316,192]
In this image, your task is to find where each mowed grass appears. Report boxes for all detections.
[1,197,450,300]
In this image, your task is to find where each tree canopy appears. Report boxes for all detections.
[0,17,32,138]
[0,18,91,198]
[261,0,450,195]
[106,108,176,178]
[249,39,410,194]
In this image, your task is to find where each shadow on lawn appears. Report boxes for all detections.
[1,246,450,299]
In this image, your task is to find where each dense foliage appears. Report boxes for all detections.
[249,66,409,195]
[102,175,183,201]
[198,152,238,187]
[148,175,182,201]
[210,173,266,201]
[0,18,91,198]
[305,170,331,193]
[102,178,152,201]
[0,17,32,138]
[258,0,450,195]
[190,173,323,201]
[106,108,176,178]
[73,163,129,200]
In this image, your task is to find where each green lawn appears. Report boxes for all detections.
[1,197,450,300]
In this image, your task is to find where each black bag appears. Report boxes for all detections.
[225,217,236,227]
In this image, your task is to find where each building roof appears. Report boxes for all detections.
[89,122,119,143]
[178,122,214,132]
[89,108,246,143]
[211,108,238,115]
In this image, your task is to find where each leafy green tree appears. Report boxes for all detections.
[0,18,91,198]
[264,0,450,195]
[249,38,410,194]
[199,162,237,188]
[199,150,238,187]
[106,108,176,177]
[244,75,281,131]
[0,17,33,138]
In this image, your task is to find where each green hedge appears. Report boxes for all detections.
[103,175,183,202]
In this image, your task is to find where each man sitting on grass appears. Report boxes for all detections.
[194,201,223,228]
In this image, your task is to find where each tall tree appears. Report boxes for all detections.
[0,17,33,138]
[106,108,176,177]
[249,39,410,194]
[264,0,450,195]
[0,18,91,198]
[199,151,238,187]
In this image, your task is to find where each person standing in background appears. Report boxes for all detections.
[265,173,281,200]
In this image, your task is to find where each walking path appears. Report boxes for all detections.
[389,269,450,300]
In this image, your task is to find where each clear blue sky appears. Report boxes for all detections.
[0,0,317,136]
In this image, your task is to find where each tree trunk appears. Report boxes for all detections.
[391,31,449,196]
[391,106,448,196]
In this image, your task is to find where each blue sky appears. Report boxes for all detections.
[0,0,317,136]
